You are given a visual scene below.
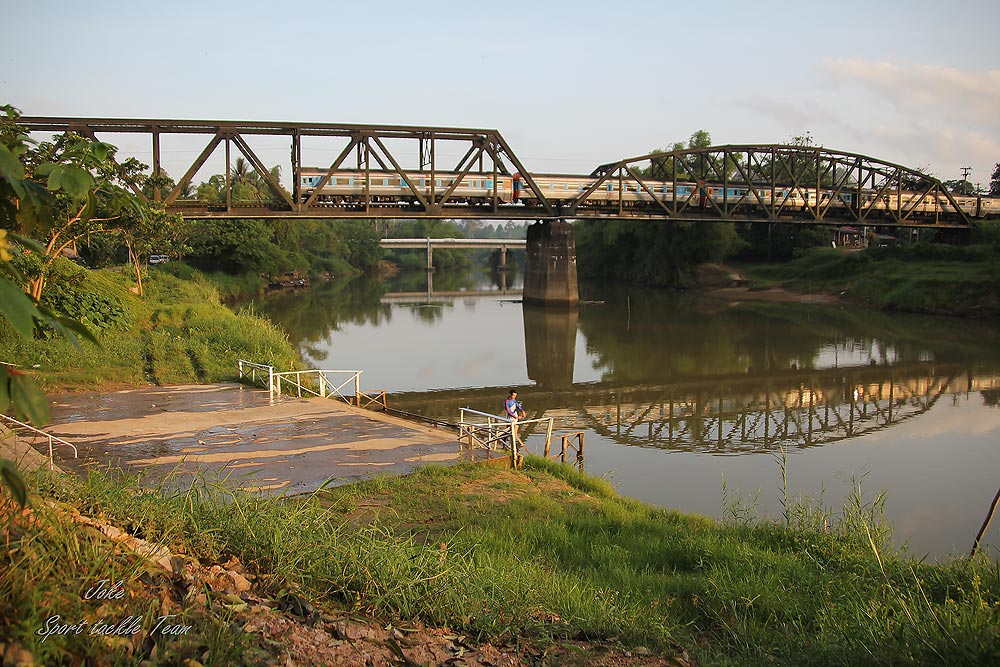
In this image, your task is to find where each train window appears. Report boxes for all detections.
[336,178,349,185]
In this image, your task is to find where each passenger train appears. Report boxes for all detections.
[298,168,996,219]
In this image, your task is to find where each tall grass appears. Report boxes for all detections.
[0,264,299,390]
[8,459,998,666]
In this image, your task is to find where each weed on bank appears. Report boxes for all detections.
[3,459,997,666]
[0,260,299,389]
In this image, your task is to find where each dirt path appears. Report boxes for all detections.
[702,285,843,305]
[45,384,470,494]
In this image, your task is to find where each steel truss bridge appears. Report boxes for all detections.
[15,117,980,229]
[387,364,1000,453]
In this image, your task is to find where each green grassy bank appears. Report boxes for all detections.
[4,460,997,666]
[0,260,299,390]
[737,243,1000,319]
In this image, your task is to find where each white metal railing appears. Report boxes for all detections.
[271,369,387,408]
[0,413,78,470]
[237,361,386,408]
[238,359,274,391]
[458,408,554,467]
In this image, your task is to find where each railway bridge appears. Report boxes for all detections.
[16,116,995,305]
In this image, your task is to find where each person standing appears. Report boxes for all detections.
[505,389,524,420]
[505,389,526,449]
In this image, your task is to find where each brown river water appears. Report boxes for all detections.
[255,271,1000,560]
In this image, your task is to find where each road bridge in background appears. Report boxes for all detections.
[380,237,525,271]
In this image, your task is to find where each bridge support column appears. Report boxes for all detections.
[523,220,578,307]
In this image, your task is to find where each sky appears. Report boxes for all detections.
[3,0,999,189]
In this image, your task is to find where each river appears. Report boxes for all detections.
[254,270,1000,561]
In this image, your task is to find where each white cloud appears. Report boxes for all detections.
[822,58,1000,129]
[812,58,1000,181]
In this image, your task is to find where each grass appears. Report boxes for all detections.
[0,476,251,666]
[0,260,300,390]
[737,244,1000,318]
[5,459,997,666]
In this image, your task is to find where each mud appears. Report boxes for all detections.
[46,384,478,494]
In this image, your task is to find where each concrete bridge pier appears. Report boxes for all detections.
[523,220,579,307]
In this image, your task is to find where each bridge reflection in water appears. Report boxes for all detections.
[385,300,1000,455]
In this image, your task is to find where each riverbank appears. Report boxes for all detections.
[4,261,1000,665]
[0,261,300,393]
[730,245,1000,319]
[4,456,997,666]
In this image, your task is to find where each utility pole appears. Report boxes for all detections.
[961,166,973,195]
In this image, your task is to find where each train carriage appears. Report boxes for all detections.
[300,166,996,219]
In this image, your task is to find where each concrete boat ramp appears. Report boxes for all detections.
[42,383,475,495]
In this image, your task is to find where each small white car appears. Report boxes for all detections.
[149,254,170,264]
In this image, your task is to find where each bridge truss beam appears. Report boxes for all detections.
[13,116,556,219]
[573,145,972,228]
[12,118,975,228]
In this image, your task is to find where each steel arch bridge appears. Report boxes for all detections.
[576,145,979,228]
[12,117,984,229]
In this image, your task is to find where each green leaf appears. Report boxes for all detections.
[0,367,11,414]
[51,314,101,348]
[9,373,50,426]
[0,277,40,338]
[7,232,44,255]
[91,142,113,162]
[0,459,28,507]
[57,165,94,199]
[0,143,25,181]
[46,163,64,191]
[33,162,55,178]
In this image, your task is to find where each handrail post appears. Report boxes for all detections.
[510,423,518,468]
[319,372,326,398]
[544,417,553,457]
[354,372,361,406]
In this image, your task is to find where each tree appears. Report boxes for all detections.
[943,179,977,196]
[3,117,149,300]
[990,163,1000,196]
[185,218,283,275]
[647,130,744,183]
[1,105,101,505]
